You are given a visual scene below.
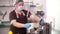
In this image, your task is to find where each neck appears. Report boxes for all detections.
[15,8,20,13]
[15,9,22,15]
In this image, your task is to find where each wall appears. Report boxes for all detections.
[46,0,60,31]
[0,7,14,21]
[0,0,46,21]
[0,0,15,21]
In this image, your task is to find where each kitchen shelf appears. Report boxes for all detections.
[0,5,15,7]
[0,21,10,28]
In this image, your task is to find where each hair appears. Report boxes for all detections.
[14,0,23,5]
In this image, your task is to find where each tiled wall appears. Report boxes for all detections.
[0,0,14,6]
[0,0,46,21]
[0,7,14,21]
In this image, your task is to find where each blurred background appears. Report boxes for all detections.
[0,0,60,34]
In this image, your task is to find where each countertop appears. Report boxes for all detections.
[0,21,10,27]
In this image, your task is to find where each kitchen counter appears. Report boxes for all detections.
[0,21,10,34]
[0,21,10,27]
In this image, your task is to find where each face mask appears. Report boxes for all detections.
[18,6,23,11]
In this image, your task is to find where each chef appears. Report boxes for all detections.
[8,0,40,34]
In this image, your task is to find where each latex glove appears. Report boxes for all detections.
[39,19,44,25]
[24,23,31,28]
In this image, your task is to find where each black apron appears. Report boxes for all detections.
[9,10,29,34]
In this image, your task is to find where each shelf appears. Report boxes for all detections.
[0,6,15,7]
[0,21,10,27]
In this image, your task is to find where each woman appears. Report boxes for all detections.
[9,0,40,34]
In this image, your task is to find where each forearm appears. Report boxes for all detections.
[30,15,40,22]
[12,21,31,28]
[12,22,24,28]
[11,20,24,28]
[11,20,31,28]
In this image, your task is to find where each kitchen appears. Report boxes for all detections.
[0,0,60,34]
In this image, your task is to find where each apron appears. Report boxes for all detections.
[9,10,28,34]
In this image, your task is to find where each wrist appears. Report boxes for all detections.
[24,23,31,28]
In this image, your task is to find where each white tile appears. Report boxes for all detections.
[51,30,60,34]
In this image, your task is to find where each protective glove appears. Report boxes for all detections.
[39,19,44,25]
[24,23,31,28]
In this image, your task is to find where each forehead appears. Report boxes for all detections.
[17,2,24,5]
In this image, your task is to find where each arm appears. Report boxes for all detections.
[11,20,24,28]
[27,11,40,22]
[11,20,30,28]
[30,15,40,22]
